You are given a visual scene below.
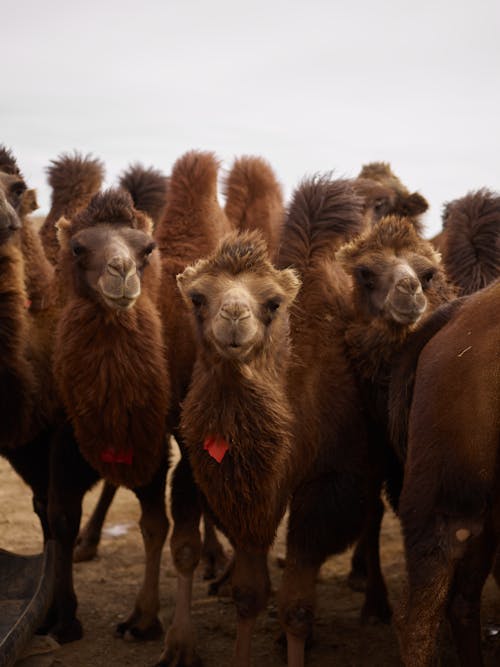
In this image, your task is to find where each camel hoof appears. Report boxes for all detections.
[73,538,99,563]
[115,616,163,641]
[49,617,83,644]
[154,647,203,667]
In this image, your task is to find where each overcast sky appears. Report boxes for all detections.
[2,0,499,236]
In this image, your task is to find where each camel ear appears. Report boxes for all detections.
[20,188,39,215]
[176,263,202,300]
[142,214,154,235]
[55,216,71,248]
[401,192,429,216]
[278,268,301,303]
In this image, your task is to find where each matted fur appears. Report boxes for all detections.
[40,152,104,264]
[278,175,365,275]
[54,189,169,488]
[440,189,500,294]
[119,163,169,228]
[223,156,284,260]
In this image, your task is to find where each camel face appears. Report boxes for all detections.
[178,233,299,362]
[337,215,444,327]
[0,171,24,243]
[67,224,156,310]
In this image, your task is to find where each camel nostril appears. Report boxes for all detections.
[107,256,136,279]
[220,302,251,322]
[396,277,422,296]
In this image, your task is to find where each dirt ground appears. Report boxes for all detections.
[2,454,500,667]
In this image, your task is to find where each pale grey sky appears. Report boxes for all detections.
[2,0,499,235]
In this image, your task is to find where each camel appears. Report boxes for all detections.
[47,187,171,642]
[174,231,299,667]
[333,215,456,598]
[390,280,500,666]
[355,161,429,231]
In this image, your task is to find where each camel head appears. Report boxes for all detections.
[0,146,28,244]
[177,231,300,363]
[56,189,158,310]
[356,162,428,233]
[337,215,452,328]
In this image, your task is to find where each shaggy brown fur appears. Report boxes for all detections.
[54,189,169,488]
[356,161,429,231]
[40,152,104,264]
[178,231,299,665]
[223,156,284,259]
[394,280,500,666]
[433,189,500,295]
[274,176,386,665]
[119,163,169,227]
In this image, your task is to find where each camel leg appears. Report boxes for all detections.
[116,456,169,641]
[201,513,227,580]
[155,453,202,667]
[46,422,99,643]
[7,429,51,542]
[208,553,235,596]
[447,521,495,667]
[231,549,270,667]
[74,481,117,562]
[360,494,392,624]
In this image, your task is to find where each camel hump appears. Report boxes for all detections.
[46,151,104,218]
[119,163,168,228]
[277,175,364,273]
[442,189,500,294]
[169,150,220,206]
[223,156,284,258]
[0,145,21,175]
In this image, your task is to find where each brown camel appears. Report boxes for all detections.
[391,280,500,666]
[47,188,171,643]
[272,175,387,667]
[175,231,299,667]
[334,215,456,597]
[0,145,59,554]
[354,161,429,231]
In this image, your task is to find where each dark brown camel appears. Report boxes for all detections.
[48,188,171,643]
[391,280,500,666]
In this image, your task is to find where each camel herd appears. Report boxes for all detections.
[0,144,498,667]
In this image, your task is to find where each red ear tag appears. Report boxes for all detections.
[25,299,32,309]
[203,435,229,463]
[101,447,133,465]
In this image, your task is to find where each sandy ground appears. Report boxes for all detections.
[1,455,500,667]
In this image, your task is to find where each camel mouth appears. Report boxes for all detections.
[388,305,426,325]
[101,294,137,310]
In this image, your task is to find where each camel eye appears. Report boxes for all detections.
[190,292,205,309]
[356,266,375,289]
[144,241,156,256]
[421,268,436,287]
[266,298,282,313]
[71,241,85,257]
[11,182,26,199]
